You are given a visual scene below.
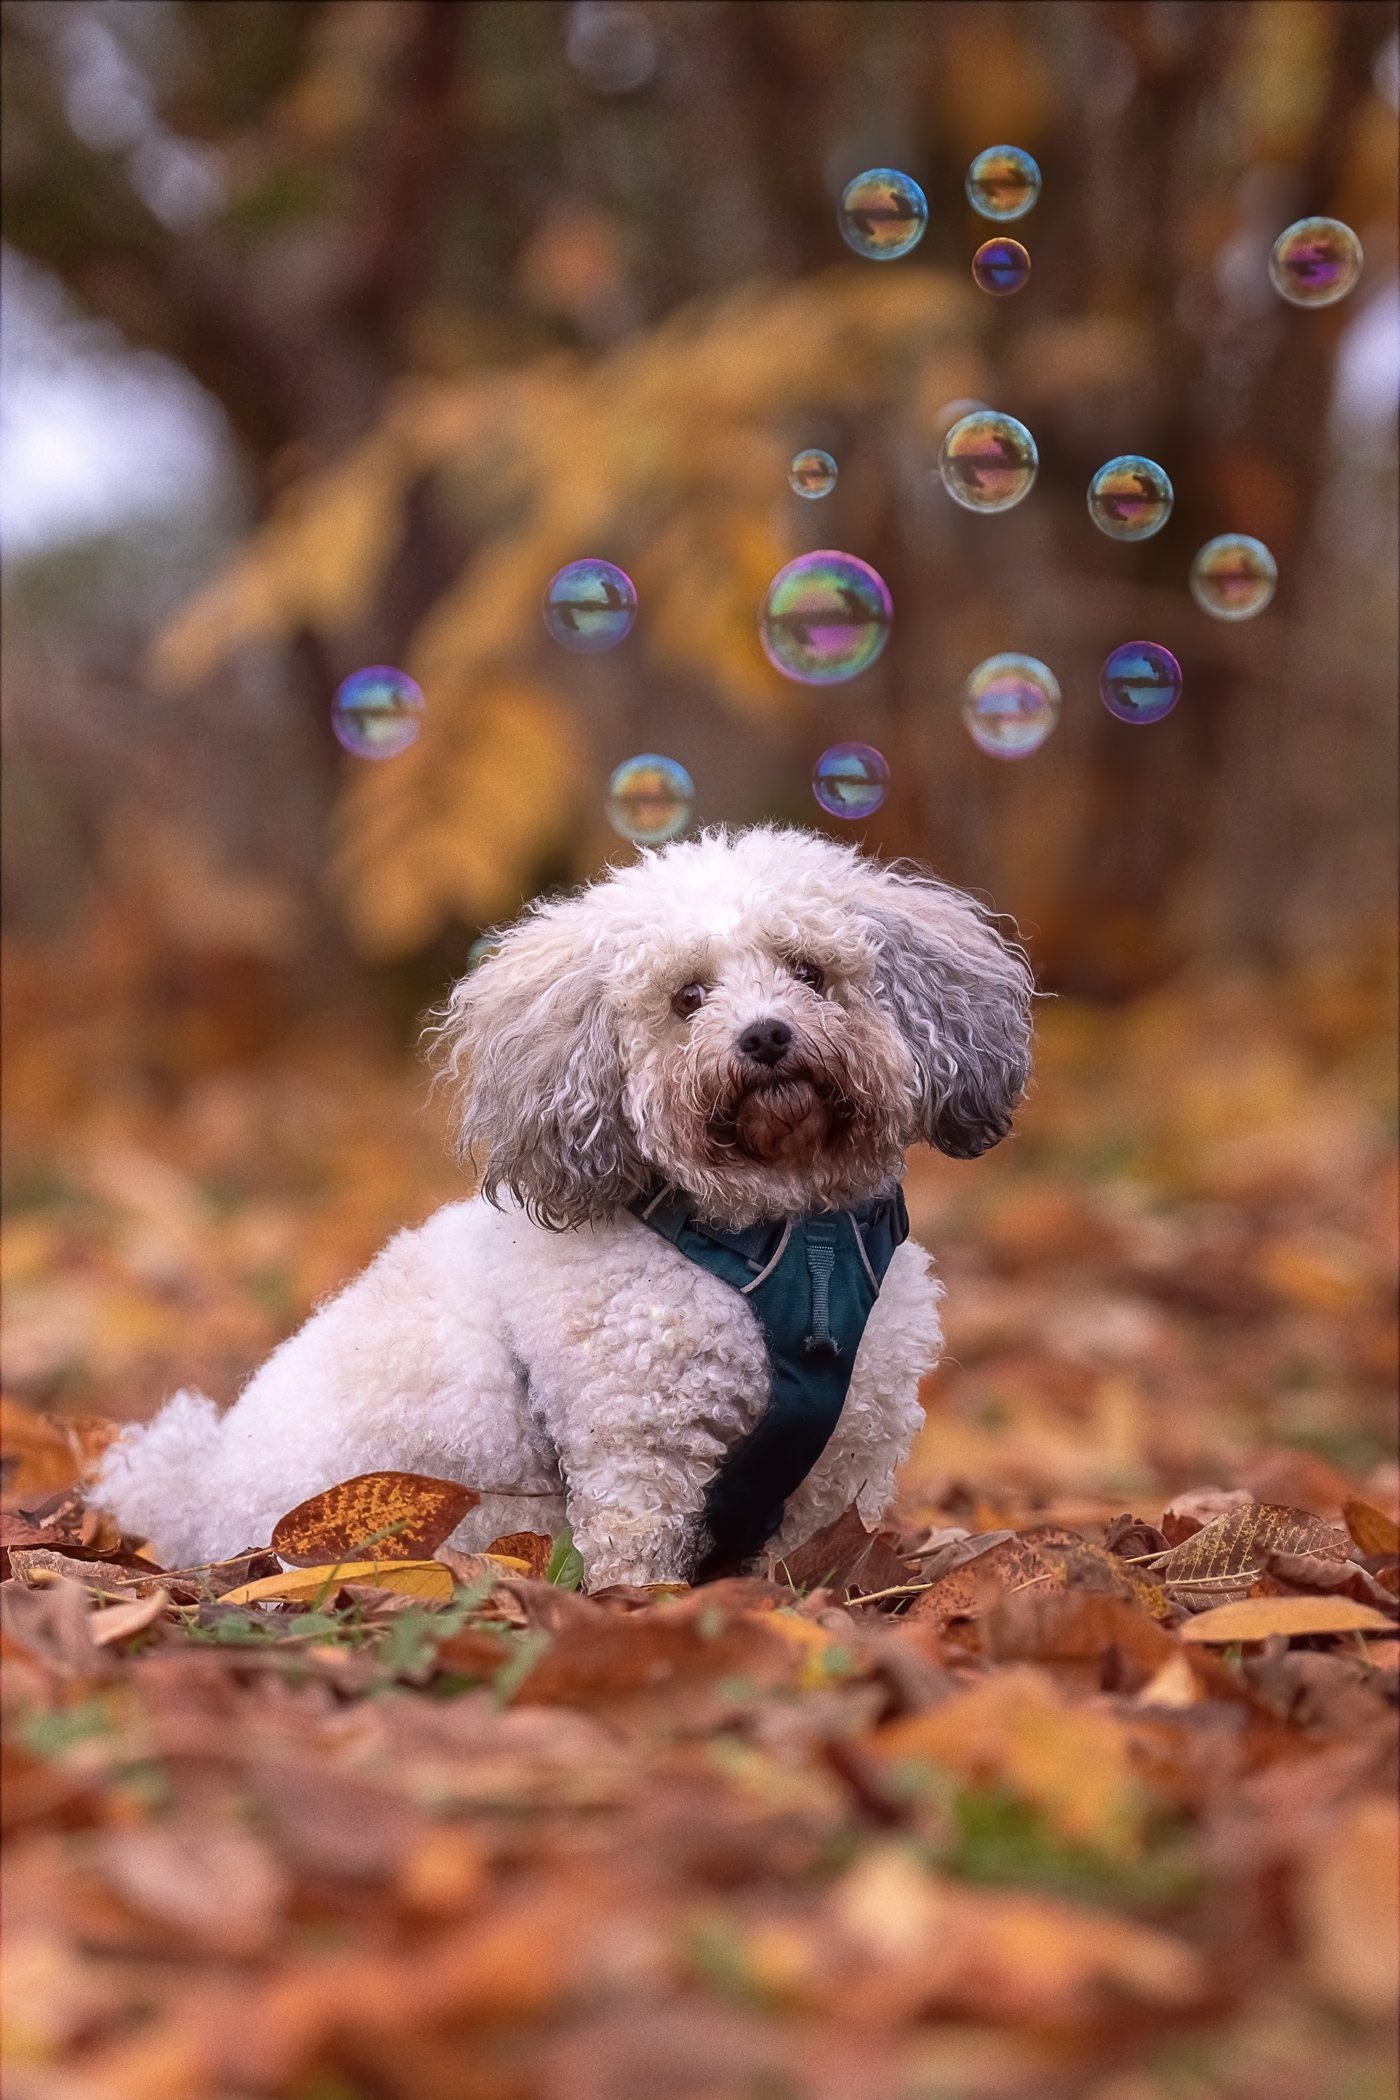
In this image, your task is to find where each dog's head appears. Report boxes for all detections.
[434,827,1033,1229]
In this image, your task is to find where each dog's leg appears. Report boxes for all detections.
[771,1240,942,1554]
[498,1217,772,1589]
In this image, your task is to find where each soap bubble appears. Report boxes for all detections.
[543,558,637,652]
[566,4,656,93]
[606,754,694,843]
[1189,534,1277,621]
[1087,455,1174,541]
[759,550,892,685]
[962,653,1060,758]
[938,410,1038,513]
[972,238,1031,296]
[789,448,838,499]
[839,168,928,260]
[965,145,1040,221]
[930,397,990,445]
[332,666,425,759]
[466,937,500,971]
[1268,217,1363,308]
[812,742,890,819]
[1100,641,1182,724]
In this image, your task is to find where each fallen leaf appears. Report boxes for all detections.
[770,1501,913,1599]
[512,1602,803,1711]
[219,1558,455,1605]
[1159,1486,1255,1546]
[1261,1550,1399,1611]
[96,1822,289,1954]
[985,1587,1176,1685]
[1102,1513,1171,1559]
[486,1531,552,1579]
[88,1589,169,1646]
[271,1471,478,1564]
[1151,1504,1349,1593]
[1295,1796,1400,2019]
[904,1533,1053,1638]
[0,1398,80,1501]
[8,1547,145,1594]
[1133,1652,1204,1707]
[1343,1497,1400,1557]
[1179,1596,1396,1642]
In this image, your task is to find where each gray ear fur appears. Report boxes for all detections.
[862,870,1033,1159]
[429,902,645,1229]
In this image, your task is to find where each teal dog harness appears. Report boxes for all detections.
[628,1182,909,1578]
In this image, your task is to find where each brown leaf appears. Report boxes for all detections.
[88,1589,169,1646]
[770,1501,913,1599]
[8,1547,146,1594]
[904,1533,1055,1637]
[1151,1504,1349,1591]
[1179,1595,1396,1643]
[1159,1486,1254,1546]
[486,1531,552,1580]
[512,1603,802,1711]
[96,1823,289,1955]
[1262,1550,1399,1612]
[1344,1496,1400,1557]
[0,1397,80,1501]
[1019,1528,1176,1623]
[271,1470,478,1565]
[1102,1513,1171,1559]
[433,1624,515,1676]
[1296,1797,1400,2020]
[0,1576,112,1678]
[985,1587,1177,1686]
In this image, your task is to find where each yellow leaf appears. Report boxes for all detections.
[219,1560,455,1606]
[88,1590,168,1647]
[1180,1596,1395,1643]
[482,1554,533,1575]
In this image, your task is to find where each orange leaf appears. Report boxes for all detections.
[271,1472,477,1565]
[1179,1595,1395,1643]
[1343,1496,1400,1557]
[486,1532,552,1580]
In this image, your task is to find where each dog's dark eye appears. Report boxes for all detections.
[671,982,707,1019]
[790,960,825,993]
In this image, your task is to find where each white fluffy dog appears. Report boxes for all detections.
[95,827,1032,1588]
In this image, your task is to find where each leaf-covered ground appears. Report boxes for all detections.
[3,950,1397,2100]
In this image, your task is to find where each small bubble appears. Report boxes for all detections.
[1189,534,1277,621]
[332,666,425,760]
[972,238,1031,296]
[606,754,694,843]
[1087,455,1174,541]
[789,448,838,499]
[759,551,892,685]
[839,168,928,260]
[1100,641,1182,724]
[962,654,1060,758]
[812,742,890,819]
[543,558,637,653]
[1268,217,1363,308]
[566,4,657,93]
[938,410,1038,513]
[965,145,1041,222]
[466,937,500,971]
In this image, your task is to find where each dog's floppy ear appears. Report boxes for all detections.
[859,866,1034,1159]
[430,898,645,1228]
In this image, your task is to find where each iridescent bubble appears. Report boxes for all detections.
[930,397,990,445]
[331,666,425,760]
[1087,455,1174,541]
[965,145,1041,222]
[1100,641,1182,725]
[1189,534,1277,621]
[839,168,928,260]
[790,448,838,499]
[1268,217,1363,308]
[759,550,892,685]
[962,653,1061,758]
[543,558,637,653]
[972,238,1031,296]
[606,754,694,843]
[466,937,500,971]
[812,742,890,819]
[938,410,1038,513]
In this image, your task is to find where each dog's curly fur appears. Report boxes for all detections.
[95,827,1033,1586]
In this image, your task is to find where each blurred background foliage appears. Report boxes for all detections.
[0,2,1396,1445]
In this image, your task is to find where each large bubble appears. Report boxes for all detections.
[1100,641,1182,724]
[543,559,637,653]
[965,145,1040,221]
[812,742,890,819]
[332,666,425,759]
[759,551,892,685]
[789,448,838,499]
[1269,218,1363,308]
[1087,455,1174,541]
[972,238,1031,296]
[938,410,1038,513]
[1189,534,1277,621]
[839,168,928,260]
[962,654,1061,758]
[606,754,694,843]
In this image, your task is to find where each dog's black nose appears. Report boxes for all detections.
[737,1018,793,1066]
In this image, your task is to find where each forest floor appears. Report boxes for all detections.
[2,931,1397,2100]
